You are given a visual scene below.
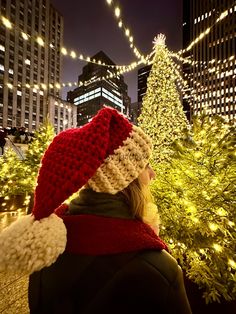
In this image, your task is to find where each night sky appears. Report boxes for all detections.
[50,0,183,102]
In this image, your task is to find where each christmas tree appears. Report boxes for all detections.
[138,34,188,162]
[0,148,32,198]
[25,119,54,177]
[0,121,54,213]
[151,114,236,303]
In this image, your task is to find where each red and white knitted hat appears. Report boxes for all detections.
[0,107,152,274]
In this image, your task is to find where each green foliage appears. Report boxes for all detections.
[151,114,236,303]
[138,37,188,162]
[25,119,54,177]
[0,149,32,197]
[0,121,54,205]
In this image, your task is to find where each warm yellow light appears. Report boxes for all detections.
[21,32,28,40]
[228,259,236,269]
[125,28,130,36]
[115,7,120,18]
[87,57,90,62]
[55,83,61,89]
[61,47,67,55]
[106,0,112,4]
[36,36,44,46]
[213,243,222,252]
[70,50,76,58]
[209,223,218,231]
[118,20,122,28]
[41,83,47,90]
[2,16,12,29]
[49,83,53,88]
[129,36,133,42]
[68,82,72,87]
[7,83,13,89]
[25,83,30,88]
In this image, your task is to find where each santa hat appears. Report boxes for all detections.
[0,107,152,274]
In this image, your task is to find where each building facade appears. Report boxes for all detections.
[137,64,152,103]
[67,51,131,126]
[47,96,77,134]
[0,0,63,131]
[183,0,236,122]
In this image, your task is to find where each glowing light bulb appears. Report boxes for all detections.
[115,7,120,18]
[2,16,12,28]
[21,32,28,40]
[36,36,44,46]
[125,28,130,36]
[70,51,76,58]
[228,259,236,269]
[209,223,218,231]
[213,243,222,252]
[61,47,67,55]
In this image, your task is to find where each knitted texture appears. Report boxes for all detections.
[33,107,132,220]
[62,213,167,255]
[88,125,152,194]
[0,213,66,274]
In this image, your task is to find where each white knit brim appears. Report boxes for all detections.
[0,213,67,274]
[88,125,152,194]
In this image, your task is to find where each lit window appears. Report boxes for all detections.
[0,45,5,52]
[0,64,4,71]
[17,90,22,96]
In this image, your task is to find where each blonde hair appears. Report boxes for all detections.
[121,178,160,234]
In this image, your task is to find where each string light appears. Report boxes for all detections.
[1,57,143,93]
[178,2,235,54]
[0,14,145,71]
[105,1,147,64]
[36,36,44,46]
[212,243,223,252]
[1,16,12,28]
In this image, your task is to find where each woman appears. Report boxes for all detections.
[0,107,191,313]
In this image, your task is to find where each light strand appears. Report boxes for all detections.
[105,0,148,65]
[178,2,236,54]
[0,15,145,71]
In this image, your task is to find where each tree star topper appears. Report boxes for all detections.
[153,33,166,49]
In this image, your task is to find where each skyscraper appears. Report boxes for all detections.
[183,0,236,122]
[137,64,152,103]
[0,0,63,131]
[67,51,131,126]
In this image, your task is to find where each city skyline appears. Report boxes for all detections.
[51,0,183,102]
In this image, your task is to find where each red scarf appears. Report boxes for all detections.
[57,204,168,255]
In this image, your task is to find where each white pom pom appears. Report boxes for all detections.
[0,213,67,274]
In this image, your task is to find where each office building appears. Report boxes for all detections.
[137,64,152,103]
[67,51,131,126]
[183,0,236,122]
[0,0,63,131]
[47,96,77,134]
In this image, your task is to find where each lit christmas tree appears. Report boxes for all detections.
[151,114,236,303]
[25,119,54,177]
[0,121,54,212]
[0,148,32,198]
[138,34,189,162]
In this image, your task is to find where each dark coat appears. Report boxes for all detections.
[29,249,191,314]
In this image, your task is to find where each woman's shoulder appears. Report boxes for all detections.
[134,249,181,284]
